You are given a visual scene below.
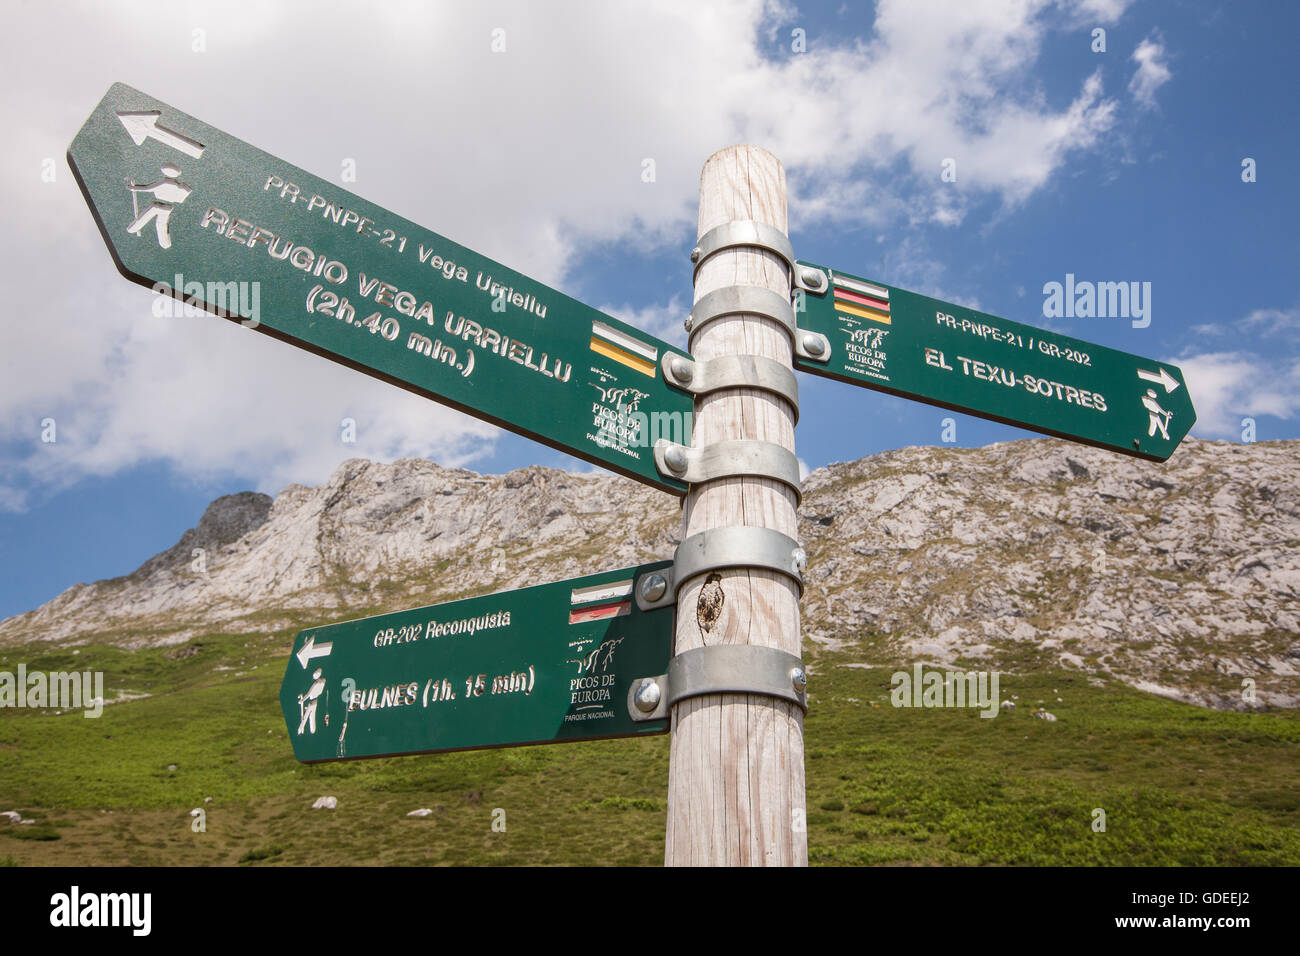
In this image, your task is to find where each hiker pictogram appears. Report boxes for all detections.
[125,164,192,249]
[297,667,326,735]
[1142,388,1173,441]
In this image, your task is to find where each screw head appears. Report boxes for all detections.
[689,246,702,264]
[639,573,668,604]
[664,445,689,473]
[634,679,662,712]
[684,316,694,333]
[801,333,826,357]
[791,547,807,575]
[670,356,694,382]
[790,667,807,692]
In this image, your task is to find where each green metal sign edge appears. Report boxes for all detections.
[279,562,674,763]
[793,259,1196,461]
[68,82,689,495]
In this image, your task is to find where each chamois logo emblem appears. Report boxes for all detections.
[849,327,888,349]
[591,384,650,411]
[567,638,623,674]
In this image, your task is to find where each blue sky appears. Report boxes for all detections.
[1,0,1296,620]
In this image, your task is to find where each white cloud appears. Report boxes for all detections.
[1064,0,1134,24]
[1179,351,1300,438]
[0,0,1139,511]
[600,297,690,351]
[1190,307,1299,341]
[1,292,498,510]
[1241,306,1300,337]
[1177,305,1300,437]
[762,2,1121,220]
[1129,33,1172,109]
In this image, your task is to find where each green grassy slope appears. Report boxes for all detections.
[1,629,1296,866]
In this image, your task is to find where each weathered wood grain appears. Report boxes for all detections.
[664,145,806,866]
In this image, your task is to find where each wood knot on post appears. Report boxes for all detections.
[696,572,725,636]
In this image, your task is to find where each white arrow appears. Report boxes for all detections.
[1136,367,1180,393]
[296,635,333,670]
[115,111,206,159]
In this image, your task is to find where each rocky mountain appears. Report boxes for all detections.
[2,437,1296,709]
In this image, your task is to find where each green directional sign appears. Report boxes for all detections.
[279,563,673,762]
[793,262,1196,460]
[68,83,690,494]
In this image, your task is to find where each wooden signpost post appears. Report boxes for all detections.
[69,84,1196,867]
[663,148,806,866]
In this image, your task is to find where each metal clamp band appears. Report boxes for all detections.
[686,286,796,342]
[654,439,802,501]
[690,220,795,279]
[628,645,809,721]
[661,352,799,420]
[676,525,805,594]
[632,527,807,611]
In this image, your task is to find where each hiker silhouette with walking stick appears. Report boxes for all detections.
[1142,389,1173,440]
[126,163,192,249]
[297,668,326,735]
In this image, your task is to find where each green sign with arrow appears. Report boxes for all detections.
[794,262,1195,460]
[68,83,691,494]
[279,563,673,762]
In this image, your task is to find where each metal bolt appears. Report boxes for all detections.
[634,678,662,712]
[800,267,824,289]
[801,333,826,357]
[791,547,807,575]
[689,246,702,263]
[639,573,668,604]
[670,356,694,383]
[790,667,807,692]
[664,445,689,473]
[684,316,694,333]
